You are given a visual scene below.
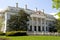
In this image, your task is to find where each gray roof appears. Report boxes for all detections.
[5,6,35,14]
[0,6,55,19]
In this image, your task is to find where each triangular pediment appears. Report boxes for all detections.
[36,11,45,16]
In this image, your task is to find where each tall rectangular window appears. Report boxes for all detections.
[42,26,44,31]
[38,26,41,31]
[30,26,32,31]
[34,26,36,31]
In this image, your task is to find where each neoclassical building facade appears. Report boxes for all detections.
[0,3,56,34]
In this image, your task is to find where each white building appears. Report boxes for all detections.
[0,3,56,34]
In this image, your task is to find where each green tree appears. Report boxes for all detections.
[7,10,29,31]
[55,19,60,32]
[0,17,3,30]
[52,0,60,17]
[52,0,60,32]
[0,15,4,31]
[52,0,60,9]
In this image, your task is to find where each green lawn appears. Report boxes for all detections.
[0,36,60,40]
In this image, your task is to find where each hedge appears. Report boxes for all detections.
[6,31,27,36]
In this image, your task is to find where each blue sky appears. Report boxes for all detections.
[0,0,57,14]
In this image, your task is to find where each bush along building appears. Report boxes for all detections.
[0,3,57,35]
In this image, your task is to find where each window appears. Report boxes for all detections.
[30,25,32,31]
[34,26,36,31]
[38,26,41,31]
[46,27,48,31]
[42,26,44,31]
[39,12,40,14]
[46,22,47,24]
[42,20,44,24]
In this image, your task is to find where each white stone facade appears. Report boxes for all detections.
[28,11,55,33]
[0,4,55,33]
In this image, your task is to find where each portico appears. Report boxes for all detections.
[28,12,47,32]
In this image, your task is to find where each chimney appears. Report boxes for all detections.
[16,3,18,8]
[25,4,27,9]
[35,8,37,12]
[43,9,44,14]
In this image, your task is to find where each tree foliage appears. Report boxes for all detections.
[52,0,60,19]
[52,0,60,32]
[52,0,60,9]
[49,23,57,32]
[7,10,29,31]
[55,19,60,32]
[0,18,3,30]
[0,15,4,31]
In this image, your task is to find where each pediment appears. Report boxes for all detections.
[36,11,45,16]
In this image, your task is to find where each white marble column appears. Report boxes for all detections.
[31,17,34,31]
[4,12,7,33]
[44,19,46,32]
[41,18,42,32]
[36,17,38,32]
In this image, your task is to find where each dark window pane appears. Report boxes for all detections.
[46,27,48,31]
[30,26,32,31]
[38,26,41,31]
[42,26,44,31]
[34,26,36,31]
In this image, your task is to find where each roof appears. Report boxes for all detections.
[0,6,55,20]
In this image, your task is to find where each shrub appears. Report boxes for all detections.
[6,31,27,36]
[6,31,16,36]
[0,32,5,36]
[58,30,60,33]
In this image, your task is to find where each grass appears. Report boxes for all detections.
[0,36,60,40]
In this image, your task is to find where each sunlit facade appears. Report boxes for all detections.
[0,3,55,34]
